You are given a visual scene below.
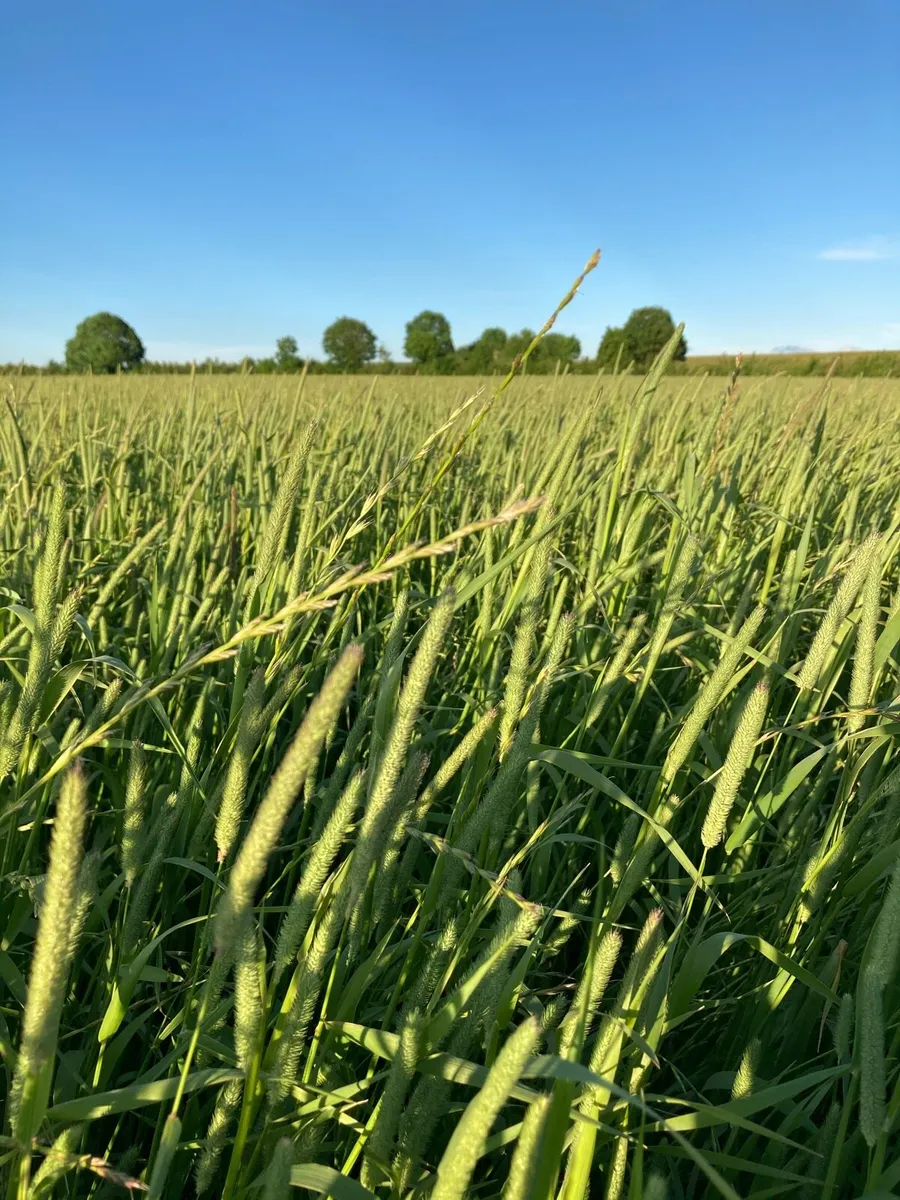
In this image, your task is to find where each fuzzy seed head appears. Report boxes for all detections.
[215,644,362,959]
[701,681,769,848]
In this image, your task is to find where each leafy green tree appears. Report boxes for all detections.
[65,313,145,373]
[499,329,582,372]
[275,335,301,372]
[597,326,629,370]
[456,328,583,374]
[404,311,454,368]
[322,318,377,371]
[457,327,508,373]
[473,326,508,367]
[504,329,536,364]
[538,332,581,364]
[621,307,687,369]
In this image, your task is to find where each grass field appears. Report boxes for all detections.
[676,351,900,377]
[1,348,900,1198]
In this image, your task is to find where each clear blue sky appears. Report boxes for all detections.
[3,0,898,364]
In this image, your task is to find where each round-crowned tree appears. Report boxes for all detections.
[322,317,377,371]
[597,326,629,370]
[403,311,454,369]
[538,332,581,364]
[65,313,145,373]
[621,307,687,370]
[275,335,301,372]
[463,327,508,373]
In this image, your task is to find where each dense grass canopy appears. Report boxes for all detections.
[1,363,899,1197]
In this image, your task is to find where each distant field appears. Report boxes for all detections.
[2,367,900,1197]
[681,349,900,376]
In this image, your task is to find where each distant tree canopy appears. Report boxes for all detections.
[322,317,377,371]
[275,335,302,372]
[624,306,687,368]
[65,313,145,374]
[36,304,697,378]
[404,311,454,369]
[597,325,629,370]
[532,331,581,365]
[600,307,687,371]
[455,327,581,374]
[455,328,507,374]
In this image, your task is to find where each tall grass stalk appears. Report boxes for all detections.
[9,765,87,1187]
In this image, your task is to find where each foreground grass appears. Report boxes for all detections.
[1,353,899,1198]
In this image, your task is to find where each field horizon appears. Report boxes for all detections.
[4,347,900,379]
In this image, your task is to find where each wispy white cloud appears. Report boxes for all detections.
[818,237,898,262]
[819,246,882,261]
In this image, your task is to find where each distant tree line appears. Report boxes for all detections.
[3,307,897,377]
[7,307,671,376]
[236,312,589,376]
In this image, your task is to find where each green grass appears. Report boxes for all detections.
[1,332,900,1198]
[676,350,900,377]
